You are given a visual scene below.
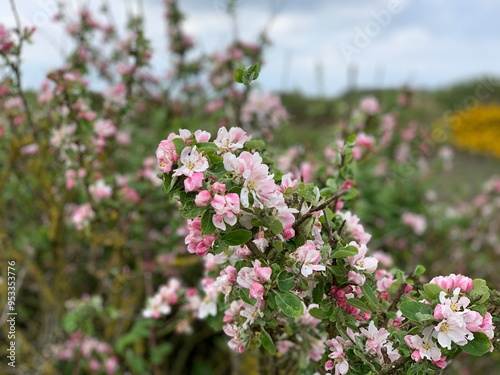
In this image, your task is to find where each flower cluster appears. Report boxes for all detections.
[53,332,119,374]
[153,127,496,374]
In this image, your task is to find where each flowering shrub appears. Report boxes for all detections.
[448,104,500,158]
[1,0,499,374]
[153,126,497,374]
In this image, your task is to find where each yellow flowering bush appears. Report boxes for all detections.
[449,104,500,157]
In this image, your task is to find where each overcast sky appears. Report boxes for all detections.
[1,0,500,96]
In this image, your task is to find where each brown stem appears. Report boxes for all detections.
[293,190,349,230]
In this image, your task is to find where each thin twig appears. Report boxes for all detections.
[293,190,349,230]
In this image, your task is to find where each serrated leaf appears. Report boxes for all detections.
[272,239,283,252]
[239,288,256,305]
[172,137,186,155]
[309,307,327,319]
[201,210,217,235]
[332,245,358,258]
[267,216,283,235]
[162,173,173,194]
[312,280,324,304]
[413,264,426,278]
[470,279,490,304]
[461,333,492,356]
[277,271,295,292]
[221,229,253,246]
[179,202,205,219]
[414,312,434,322]
[423,283,444,301]
[260,328,276,355]
[275,291,303,318]
[360,283,379,309]
[346,298,371,313]
[245,139,266,150]
[399,301,433,322]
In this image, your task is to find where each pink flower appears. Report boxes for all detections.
[464,311,484,332]
[89,180,112,201]
[205,99,224,113]
[340,211,372,244]
[223,151,277,208]
[434,315,473,349]
[142,294,172,318]
[405,327,442,362]
[214,127,251,153]
[401,212,427,235]
[430,274,473,292]
[249,282,264,299]
[173,146,209,178]
[156,134,179,173]
[325,338,349,375]
[185,217,215,256]
[194,130,211,142]
[211,193,241,230]
[359,96,380,115]
[104,356,119,374]
[291,240,326,277]
[348,270,366,286]
[184,172,204,192]
[347,241,378,274]
[195,190,211,206]
[94,119,117,138]
[71,203,95,230]
[20,143,39,155]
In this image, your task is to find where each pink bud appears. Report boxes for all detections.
[195,190,211,206]
[250,282,264,299]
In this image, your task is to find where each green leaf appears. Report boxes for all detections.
[275,291,303,318]
[239,288,256,305]
[260,328,276,355]
[196,142,218,153]
[413,264,426,278]
[172,137,186,155]
[234,68,243,83]
[179,202,206,219]
[423,283,444,301]
[414,312,434,322]
[272,239,283,252]
[266,216,283,235]
[221,229,253,246]
[277,271,295,292]
[297,183,319,204]
[312,280,325,304]
[346,298,371,313]
[245,139,266,151]
[345,134,357,145]
[360,283,379,309]
[242,64,260,85]
[201,210,217,235]
[309,307,327,319]
[332,245,358,259]
[470,279,490,304]
[342,188,358,201]
[461,333,492,356]
[162,173,173,194]
[399,301,433,322]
